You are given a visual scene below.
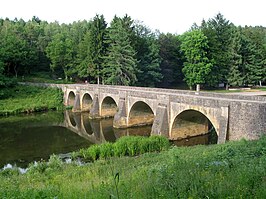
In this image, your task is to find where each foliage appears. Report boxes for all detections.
[133,22,163,87]
[0,13,265,88]
[180,30,213,88]
[76,15,107,83]
[102,16,138,86]
[158,33,184,88]
[227,27,243,86]
[200,13,234,86]
[45,31,75,81]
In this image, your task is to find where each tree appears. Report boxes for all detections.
[200,13,234,86]
[227,27,243,86]
[241,26,266,85]
[180,30,213,89]
[102,16,138,85]
[76,15,107,83]
[0,19,31,77]
[240,29,264,86]
[158,33,183,88]
[45,32,75,80]
[133,22,162,87]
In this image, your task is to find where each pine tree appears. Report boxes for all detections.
[200,13,234,87]
[102,16,138,86]
[227,27,243,86]
[76,15,107,83]
[240,29,264,86]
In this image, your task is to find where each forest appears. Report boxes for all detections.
[0,13,265,90]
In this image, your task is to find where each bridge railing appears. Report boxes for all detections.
[19,82,266,102]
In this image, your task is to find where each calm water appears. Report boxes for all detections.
[0,111,216,168]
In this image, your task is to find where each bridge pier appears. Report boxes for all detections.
[89,94,101,119]
[151,104,169,137]
[113,98,128,128]
[217,107,228,144]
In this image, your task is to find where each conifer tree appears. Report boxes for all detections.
[240,34,264,85]
[227,27,243,86]
[200,13,233,86]
[76,15,107,83]
[102,16,137,85]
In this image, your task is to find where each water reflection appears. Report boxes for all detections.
[64,111,151,144]
[0,110,217,169]
[0,111,152,168]
[171,132,217,146]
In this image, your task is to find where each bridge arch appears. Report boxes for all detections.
[128,101,155,128]
[171,109,218,143]
[81,93,93,112]
[101,96,118,118]
[67,91,76,107]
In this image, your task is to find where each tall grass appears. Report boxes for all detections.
[72,135,170,161]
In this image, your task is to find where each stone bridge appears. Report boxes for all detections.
[22,83,266,144]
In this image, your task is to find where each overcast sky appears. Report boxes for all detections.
[1,0,265,34]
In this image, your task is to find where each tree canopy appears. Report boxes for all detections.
[0,13,265,88]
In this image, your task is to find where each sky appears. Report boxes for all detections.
[0,0,265,34]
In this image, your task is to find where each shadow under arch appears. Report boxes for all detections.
[128,101,154,128]
[171,109,218,144]
[67,91,76,107]
[101,96,118,118]
[82,93,93,112]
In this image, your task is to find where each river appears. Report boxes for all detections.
[0,111,217,168]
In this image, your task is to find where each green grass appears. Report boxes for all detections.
[258,87,266,91]
[1,136,266,198]
[0,85,63,116]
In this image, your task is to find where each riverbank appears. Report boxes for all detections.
[0,85,63,116]
[1,136,266,198]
